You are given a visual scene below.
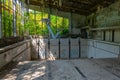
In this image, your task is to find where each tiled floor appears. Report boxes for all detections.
[0,59,120,80]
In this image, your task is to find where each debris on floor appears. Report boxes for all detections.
[0,59,120,80]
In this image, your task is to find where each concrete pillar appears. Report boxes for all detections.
[0,0,2,38]
[48,7,51,38]
[69,12,73,35]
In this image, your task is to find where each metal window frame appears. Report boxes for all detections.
[0,0,2,38]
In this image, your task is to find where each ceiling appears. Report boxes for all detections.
[25,0,118,15]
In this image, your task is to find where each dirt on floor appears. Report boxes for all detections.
[0,59,120,80]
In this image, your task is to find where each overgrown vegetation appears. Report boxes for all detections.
[25,10,69,36]
[1,0,69,38]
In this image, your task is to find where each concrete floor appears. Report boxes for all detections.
[0,59,120,80]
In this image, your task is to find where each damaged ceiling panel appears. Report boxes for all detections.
[25,0,118,15]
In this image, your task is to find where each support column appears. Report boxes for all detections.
[48,7,51,38]
[55,9,58,34]
[13,0,17,37]
[0,0,2,38]
[48,7,51,20]
[34,10,36,35]
[69,12,73,36]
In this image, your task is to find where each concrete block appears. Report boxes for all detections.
[87,46,95,58]
[49,39,59,59]
[70,39,79,58]
[60,39,69,59]
[71,46,79,58]
[81,46,88,58]
[60,46,69,59]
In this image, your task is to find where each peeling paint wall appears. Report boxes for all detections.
[92,0,120,28]
[88,0,120,43]
[71,13,86,28]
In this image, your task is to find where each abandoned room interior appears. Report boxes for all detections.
[0,0,120,80]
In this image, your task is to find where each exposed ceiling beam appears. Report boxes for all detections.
[25,0,118,15]
[90,0,115,11]
[25,0,92,15]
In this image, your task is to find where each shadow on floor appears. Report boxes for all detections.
[0,61,49,80]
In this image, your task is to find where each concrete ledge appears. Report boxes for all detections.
[0,40,31,69]
[80,38,120,58]
[0,40,31,54]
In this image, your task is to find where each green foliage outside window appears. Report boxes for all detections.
[24,10,69,37]
[1,0,69,38]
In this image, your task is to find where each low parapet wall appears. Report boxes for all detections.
[31,38,81,60]
[0,40,31,69]
[80,38,120,59]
